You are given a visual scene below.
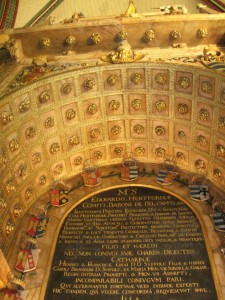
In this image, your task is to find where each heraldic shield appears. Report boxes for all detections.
[26,215,49,238]
[50,190,69,207]
[189,173,209,201]
[15,249,40,273]
[4,290,28,300]
[156,156,177,185]
[81,159,102,187]
[121,154,138,181]
[212,213,225,232]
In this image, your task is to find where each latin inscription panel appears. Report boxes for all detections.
[44,186,218,300]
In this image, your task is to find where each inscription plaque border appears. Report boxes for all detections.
[40,184,223,300]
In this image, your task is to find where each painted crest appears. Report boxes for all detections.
[211,213,225,232]
[4,290,28,300]
[26,215,49,238]
[189,185,209,201]
[156,170,178,185]
[121,155,138,181]
[15,249,40,273]
[50,190,69,207]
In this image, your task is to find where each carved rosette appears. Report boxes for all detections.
[176,152,185,162]
[170,30,182,40]
[45,117,54,128]
[135,147,145,156]
[133,125,144,134]
[91,129,100,138]
[65,35,76,45]
[197,135,207,147]
[109,100,120,111]
[155,147,165,158]
[132,99,142,110]
[90,33,101,44]
[53,164,63,175]
[66,109,76,120]
[61,83,72,94]
[155,100,166,111]
[25,127,36,139]
[50,143,60,154]
[178,77,190,89]
[155,73,167,85]
[217,144,225,157]
[25,188,33,199]
[116,30,128,41]
[201,81,213,94]
[131,73,143,85]
[39,175,47,185]
[219,117,225,129]
[5,180,15,194]
[74,156,83,166]
[19,99,30,113]
[178,131,186,140]
[88,104,98,114]
[144,29,155,42]
[83,78,95,90]
[178,103,188,114]
[18,164,26,178]
[114,147,123,156]
[107,74,119,86]
[40,37,51,48]
[94,151,103,159]
[198,28,208,38]
[213,168,222,179]
[1,111,13,125]
[111,125,122,135]
[195,159,206,170]
[39,91,50,103]
[6,220,15,235]
[199,108,209,121]
[155,126,165,136]
[69,135,79,146]
[13,204,22,217]
[9,139,20,152]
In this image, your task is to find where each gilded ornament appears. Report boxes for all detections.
[195,159,206,170]
[19,99,30,113]
[0,197,7,209]
[65,35,76,45]
[88,104,98,114]
[61,83,72,94]
[6,220,14,234]
[178,77,190,89]
[199,108,209,121]
[45,117,54,128]
[83,78,95,90]
[144,29,155,42]
[39,91,50,103]
[94,151,103,159]
[217,144,225,157]
[13,205,22,217]
[176,152,185,162]
[25,188,33,199]
[170,30,182,40]
[66,109,76,120]
[155,100,166,111]
[111,125,122,135]
[53,164,63,175]
[5,180,15,194]
[9,139,20,152]
[155,126,165,136]
[114,147,123,156]
[74,156,83,166]
[25,127,36,139]
[91,128,100,138]
[178,131,186,140]
[155,147,165,158]
[135,147,145,156]
[0,155,7,168]
[40,37,51,48]
[117,30,128,41]
[198,28,208,38]
[90,33,101,44]
[197,135,207,147]
[32,152,41,165]
[134,124,144,134]
[219,117,225,129]
[109,100,120,111]
[155,73,167,85]
[1,111,13,125]
[178,103,188,114]
[39,175,47,185]
[18,164,26,178]
[69,135,79,145]
[50,143,60,154]
[201,81,213,93]
[131,73,143,85]
[213,168,222,179]
[132,99,142,110]
[107,74,119,86]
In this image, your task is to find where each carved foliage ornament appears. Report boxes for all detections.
[94,151,102,159]
[217,144,225,157]
[155,147,165,158]
[66,109,76,120]
[45,117,54,128]
[155,100,166,111]
[1,111,13,125]
[132,99,142,110]
[131,73,143,85]
[170,30,182,40]
[90,33,101,44]
[74,156,83,166]
[83,78,95,90]
[88,104,98,114]
[201,81,213,94]
[117,30,128,41]
[198,28,208,38]
[40,37,51,48]
[178,131,186,140]
[107,74,119,86]
[219,117,225,129]
[50,143,60,154]
[178,103,188,114]
[61,83,72,94]
[111,125,122,135]
[18,164,26,178]
[199,108,209,121]
[135,147,145,156]
[9,139,20,152]
[19,99,30,113]
[134,124,144,134]
[114,147,123,156]
[109,100,120,111]
[0,155,7,167]
[176,152,185,162]
[25,188,33,199]
[65,35,76,45]
[53,164,63,175]
[6,220,15,234]
[178,77,190,89]
[0,197,7,209]
[5,180,15,194]
[39,175,46,185]
[195,159,206,170]
[25,127,36,139]
[39,91,50,103]
[213,168,222,179]
[13,204,22,217]
[144,29,155,42]
[155,126,165,136]
[91,129,100,138]
[155,73,167,85]
[69,135,79,145]
[197,135,207,147]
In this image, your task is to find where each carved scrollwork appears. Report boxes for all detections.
[19,99,30,113]
[107,74,119,86]
[155,73,167,85]
[9,139,20,152]
[213,168,222,179]
[178,131,186,140]
[40,37,51,48]
[69,135,79,145]
[39,175,47,185]
[50,143,60,154]
[61,83,72,94]
[89,33,101,44]
[94,151,103,159]
[131,73,143,85]
[74,156,83,166]
[1,111,13,125]
[219,117,225,129]
[109,100,120,111]
[114,147,123,156]
[88,104,98,114]
[134,124,144,134]
[111,125,122,135]
[170,30,182,40]
[178,103,188,114]
[25,127,36,139]
[155,100,166,111]
[155,147,166,158]
[53,164,63,175]
[132,99,142,110]
[65,35,76,45]
[199,108,209,121]
[83,78,95,90]
[90,129,100,138]
[135,147,145,156]
[178,77,190,89]
[197,135,207,147]
[216,144,225,157]
[155,126,165,136]
[201,81,213,94]
[116,30,128,41]
[66,109,76,120]
[39,91,50,103]
[198,28,208,38]
[144,29,155,42]
[45,117,54,128]
[195,159,206,170]
[176,152,185,162]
